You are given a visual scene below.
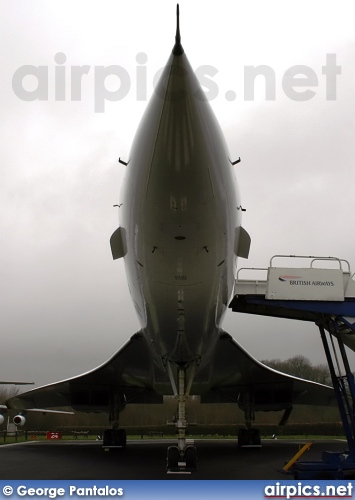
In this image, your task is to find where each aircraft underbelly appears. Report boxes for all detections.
[123,175,237,365]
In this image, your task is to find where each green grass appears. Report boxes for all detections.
[0,434,96,445]
[0,433,346,446]
[264,434,346,440]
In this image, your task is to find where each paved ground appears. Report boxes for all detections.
[0,438,349,480]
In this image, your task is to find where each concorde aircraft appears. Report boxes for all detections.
[4,6,334,471]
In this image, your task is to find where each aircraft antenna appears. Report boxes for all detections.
[172,4,184,55]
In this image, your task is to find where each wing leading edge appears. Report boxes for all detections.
[6,328,334,417]
[6,331,163,413]
[200,331,335,412]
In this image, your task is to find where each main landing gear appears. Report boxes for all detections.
[166,366,197,473]
[102,391,127,451]
[238,391,261,448]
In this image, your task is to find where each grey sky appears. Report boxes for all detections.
[1,0,355,387]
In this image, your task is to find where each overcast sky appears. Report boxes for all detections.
[1,0,355,387]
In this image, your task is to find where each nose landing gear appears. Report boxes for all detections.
[166,366,197,473]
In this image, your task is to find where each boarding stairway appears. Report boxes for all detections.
[229,255,355,478]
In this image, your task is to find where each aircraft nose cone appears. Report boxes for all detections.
[172,4,184,56]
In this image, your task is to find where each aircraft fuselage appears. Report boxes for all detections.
[120,53,241,374]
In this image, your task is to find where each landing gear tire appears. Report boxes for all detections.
[238,428,261,447]
[117,429,127,449]
[166,445,197,472]
[238,428,248,447]
[103,428,126,449]
[184,445,197,470]
[167,446,180,470]
[251,428,261,446]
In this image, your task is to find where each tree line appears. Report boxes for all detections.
[261,354,332,386]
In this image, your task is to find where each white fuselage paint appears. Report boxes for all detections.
[119,51,242,387]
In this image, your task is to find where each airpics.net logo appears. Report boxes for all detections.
[11,51,342,112]
[264,482,353,499]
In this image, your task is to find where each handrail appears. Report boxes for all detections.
[270,254,344,270]
[236,267,268,280]
[340,259,351,274]
[238,256,351,280]
[310,257,347,271]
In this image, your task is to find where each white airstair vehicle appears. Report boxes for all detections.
[230,255,355,479]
